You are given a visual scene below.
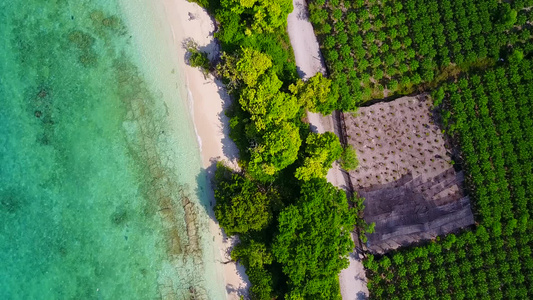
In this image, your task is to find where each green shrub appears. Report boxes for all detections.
[213,163,273,235]
[186,40,210,75]
[339,145,358,170]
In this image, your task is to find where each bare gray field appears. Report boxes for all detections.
[345,94,474,253]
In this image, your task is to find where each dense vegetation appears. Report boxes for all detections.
[188,0,367,299]
[364,56,533,299]
[308,0,533,109]
[191,1,533,299]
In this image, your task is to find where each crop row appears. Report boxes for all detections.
[309,0,533,109]
[365,226,532,299]
[444,60,533,226]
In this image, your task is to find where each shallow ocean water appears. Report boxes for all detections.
[0,0,224,299]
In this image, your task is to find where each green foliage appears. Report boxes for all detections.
[207,0,372,297]
[274,178,356,299]
[289,72,338,115]
[352,195,374,243]
[247,266,274,300]
[220,0,293,34]
[249,121,302,179]
[218,47,272,89]
[339,144,358,171]
[240,70,299,131]
[219,49,302,181]
[235,47,273,86]
[497,3,517,28]
[432,87,446,107]
[189,50,210,70]
[186,40,210,76]
[308,0,533,106]
[231,239,273,268]
[295,132,342,181]
[213,163,273,235]
[509,49,524,62]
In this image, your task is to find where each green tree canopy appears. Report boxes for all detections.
[246,265,274,300]
[220,0,293,34]
[295,132,342,181]
[289,72,339,115]
[496,3,517,28]
[249,121,302,179]
[218,47,272,89]
[240,71,300,131]
[185,40,211,76]
[273,178,356,299]
[231,239,273,269]
[214,163,273,235]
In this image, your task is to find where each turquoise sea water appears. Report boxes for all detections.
[0,0,225,299]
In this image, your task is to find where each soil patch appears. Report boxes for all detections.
[345,94,474,253]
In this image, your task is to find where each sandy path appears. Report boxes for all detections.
[287,1,369,299]
[287,0,326,79]
[159,0,248,299]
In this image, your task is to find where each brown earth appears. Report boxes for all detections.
[344,94,474,254]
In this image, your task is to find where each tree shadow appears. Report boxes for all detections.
[356,291,368,300]
[194,158,218,223]
[181,2,220,62]
[194,160,251,298]
[213,77,240,162]
[182,37,220,68]
[309,123,319,133]
[226,276,249,300]
[294,0,310,21]
[296,65,307,79]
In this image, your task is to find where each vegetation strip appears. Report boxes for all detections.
[191,0,533,299]
[188,0,371,298]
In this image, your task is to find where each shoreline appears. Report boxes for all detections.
[159,0,248,299]
[186,83,203,151]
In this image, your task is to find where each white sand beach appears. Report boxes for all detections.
[157,0,248,299]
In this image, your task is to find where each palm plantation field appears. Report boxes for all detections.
[307,0,533,299]
[185,0,533,298]
[308,0,533,109]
